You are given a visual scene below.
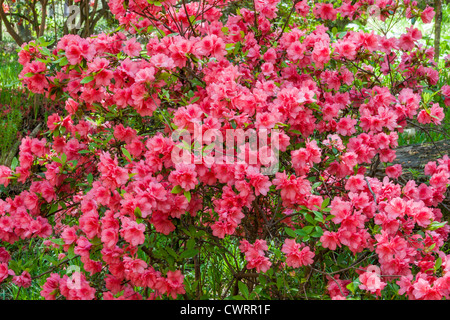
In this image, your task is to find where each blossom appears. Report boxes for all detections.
[120,217,146,247]
[320,231,341,250]
[98,152,129,189]
[281,239,315,268]
[358,266,386,296]
[123,38,142,57]
[168,163,198,191]
[421,6,435,24]
[0,166,12,187]
[0,263,12,283]
[241,239,271,273]
[386,164,402,179]
[165,270,186,299]
[413,278,442,300]
[40,273,61,300]
[13,271,32,288]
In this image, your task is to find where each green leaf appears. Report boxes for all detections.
[259,274,267,286]
[80,76,94,84]
[50,238,65,246]
[121,147,132,162]
[305,213,315,225]
[225,43,235,51]
[187,238,195,250]
[276,277,283,289]
[238,282,249,299]
[189,225,197,237]
[11,157,19,170]
[165,247,178,259]
[427,221,447,231]
[302,226,314,234]
[295,229,308,237]
[181,227,191,237]
[311,226,324,238]
[52,156,63,164]
[48,202,60,215]
[284,227,297,238]
[312,182,322,190]
[346,281,357,294]
[435,257,442,271]
[134,207,142,218]
[203,142,216,152]
[184,190,191,203]
[321,197,330,209]
[39,47,51,56]
[180,248,199,259]
[59,56,69,67]
[290,129,302,135]
[171,185,182,194]
[313,211,323,222]
[43,255,58,264]
[67,245,76,259]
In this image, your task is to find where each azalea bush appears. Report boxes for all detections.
[1,0,450,300]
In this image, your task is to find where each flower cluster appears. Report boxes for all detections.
[0,0,448,300]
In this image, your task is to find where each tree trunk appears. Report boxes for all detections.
[0,0,24,46]
[376,139,450,181]
[434,0,442,62]
[38,0,49,38]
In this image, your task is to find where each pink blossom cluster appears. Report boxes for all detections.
[240,239,271,273]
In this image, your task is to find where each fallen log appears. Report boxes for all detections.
[393,139,449,172]
[375,139,450,214]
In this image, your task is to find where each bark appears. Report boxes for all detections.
[375,139,450,180]
[38,0,49,38]
[434,0,442,62]
[0,0,24,46]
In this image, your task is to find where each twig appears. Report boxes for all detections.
[328,252,375,275]
[31,255,80,280]
[275,0,298,42]
[406,120,444,157]
[364,177,380,214]
[312,267,345,297]
[182,0,197,37]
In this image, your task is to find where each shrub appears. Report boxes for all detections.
[0,0,450,300]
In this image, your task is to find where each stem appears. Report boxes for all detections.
[434,0,442,62]
[275,0,297,42]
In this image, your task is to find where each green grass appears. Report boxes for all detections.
[0,44,22,89]
[0,92,23,161]
[0,48,24,165]
[0,61,22,89]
